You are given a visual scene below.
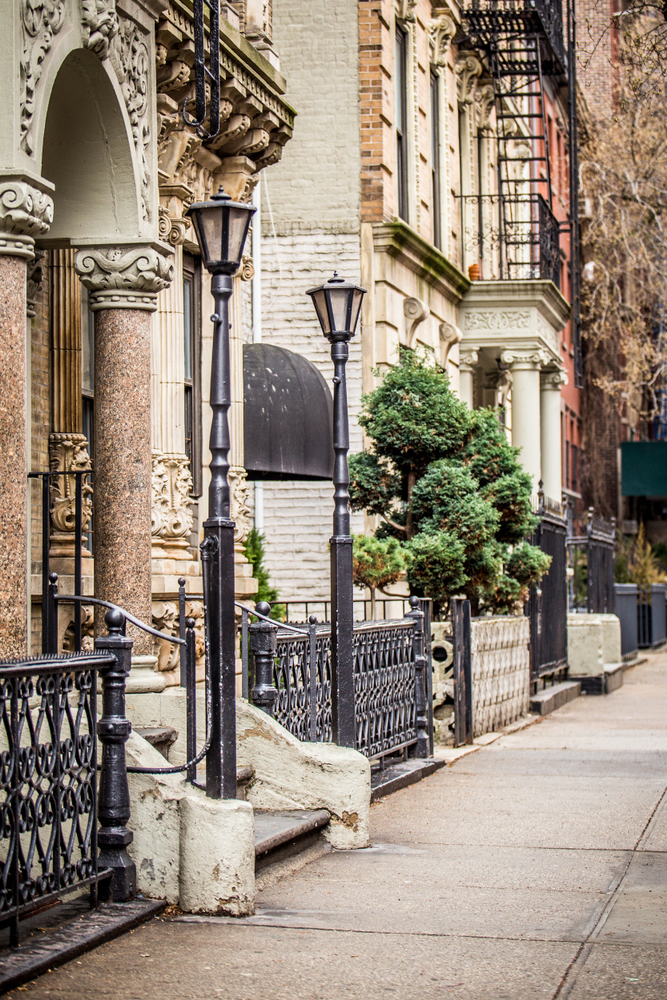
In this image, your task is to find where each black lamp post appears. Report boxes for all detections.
[186,186,255,798]
[306,273,366,748]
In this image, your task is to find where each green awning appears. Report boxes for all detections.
[621,441,667,496]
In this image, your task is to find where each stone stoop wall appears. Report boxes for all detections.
[471,615,530,737]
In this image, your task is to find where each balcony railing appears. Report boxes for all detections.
[462,0,567,74]
[458,193,561,287]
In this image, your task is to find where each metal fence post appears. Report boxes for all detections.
[94,608,136,902]
[250,601,278,717]
[406,596,429,758]
[309,615,318,741]
[452,597,473,747]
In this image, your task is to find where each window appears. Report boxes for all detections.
[430,71,441,249]
[183,254,203,497]
[395,25,409,222]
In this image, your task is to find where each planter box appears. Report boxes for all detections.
[614,584,638,658]
[637,584,667,649]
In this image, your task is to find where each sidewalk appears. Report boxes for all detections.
[17,653,667,1000]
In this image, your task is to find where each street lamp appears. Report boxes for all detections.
[306,273,366,747]
[186,186,255,798]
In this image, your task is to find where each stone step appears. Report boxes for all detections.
[134,726,178,759]
[254,809,330,871]
[370,758,447,803]
[576,662,625,696]
[530,680,581,716]
[0,898,165,993]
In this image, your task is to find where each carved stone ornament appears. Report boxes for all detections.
[110,17,151,220]
[500,348,549,368]
[20,0,66,154]
[158,205,191,246]
[152,598,205,681]
[475,83,496,131]
[240,253,255,281]
[151,451,194,551]
[80,0,119,59]
[455,54,483,106]
[404,297,429,347]
[48,432,94,559]
[428,13,456,67]
[464,310,530,331]
[439,321,462,366]
[74,245,174,311]
[229,466,251,544]
[396,0,418,21]
[0,181,54,258]
[26,248,46,317]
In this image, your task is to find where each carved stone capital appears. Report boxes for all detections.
[541,367,568,390]
[229,466,251,544]
[0,181,54,258]
[49,432,93,559]
[500,348,549,370]
[455,54,483,106]
[74,244,174,311]
[151,451,194,552]
[459,348,479,371]
[80,0,119,59]
[428,13,456,67]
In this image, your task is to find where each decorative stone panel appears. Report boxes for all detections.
[470,615,530,736]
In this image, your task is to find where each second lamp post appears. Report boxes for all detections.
[307,273,366,748]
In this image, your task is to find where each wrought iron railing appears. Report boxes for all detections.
[457,194,561,287]
[462,0,567,73]
[526,492,568,678]
[0,651,111,947]
[243,599,432,761]
[567,508,616,614]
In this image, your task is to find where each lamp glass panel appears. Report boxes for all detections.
[329,286,351,332]
[227,206,252,267]
[197,206,226,267]
[310,288,331,335]
[349,288,364,333]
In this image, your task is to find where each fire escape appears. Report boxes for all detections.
[460,0,582,387]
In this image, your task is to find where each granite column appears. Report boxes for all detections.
[74,246,173,654]
[0,180,53,656]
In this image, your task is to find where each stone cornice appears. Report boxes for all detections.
[462,279,571,329]
[372,221,471,304]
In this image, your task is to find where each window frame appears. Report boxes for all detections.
[395,24,409,223]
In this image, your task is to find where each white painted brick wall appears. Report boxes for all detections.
[258,232,365,601]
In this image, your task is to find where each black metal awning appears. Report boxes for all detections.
[243,343,334,481]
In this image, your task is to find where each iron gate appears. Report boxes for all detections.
[526,504,568,677]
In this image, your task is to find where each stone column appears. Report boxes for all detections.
[458,348,479,408]
[502,350,547,490]
[74,245,173,654]
[0,180,53,656]
[540,368,567,505]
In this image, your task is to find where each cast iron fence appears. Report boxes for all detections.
[0,651,111,947]
[567,508,615,614]
[526,493,568,678]
[242,598,432,760]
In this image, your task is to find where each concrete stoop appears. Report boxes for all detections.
[125,694,372,918]
[529,680,581,716]
[576,662,625,696]
[370,758,446,802]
